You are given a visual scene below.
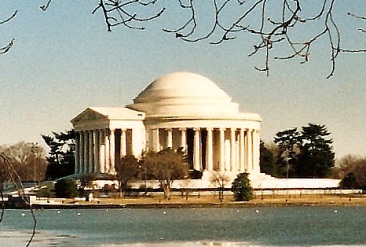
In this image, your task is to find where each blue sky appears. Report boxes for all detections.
[0,1,365,159]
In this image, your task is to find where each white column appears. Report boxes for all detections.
[120,129,127,157]
[180,128,187,151]
[230,128,236,172]
[110,129,115,174]
[104,129,110,173]
[246,129,253,173]
[154,128,160,152]
[206,128,213,171]
[219,128,225,172]
[83,131,88,174]
[93,130,99,173]
[239,128,245,172]
[145,128,150,152]
[79,132,84,174]
[99,130,105,173]
[88,130,94,173]
[167,128,173,149]
[74,132,80,174]
[193,128,201,171]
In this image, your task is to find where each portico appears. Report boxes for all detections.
[72,108,146,175]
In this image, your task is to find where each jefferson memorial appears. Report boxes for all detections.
[71,72,339,188]
[72,72,261,180]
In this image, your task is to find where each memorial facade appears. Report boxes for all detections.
[71,72,262,180]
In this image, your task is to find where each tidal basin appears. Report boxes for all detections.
[1,206,366,247]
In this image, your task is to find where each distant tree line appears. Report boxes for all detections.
[260,123,366,190]
[2,123,365,197]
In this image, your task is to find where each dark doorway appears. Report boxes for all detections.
[186,128,194,170]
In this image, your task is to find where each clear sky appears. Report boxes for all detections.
[0,1,365,160]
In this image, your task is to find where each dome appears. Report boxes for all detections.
[127,72,240,118]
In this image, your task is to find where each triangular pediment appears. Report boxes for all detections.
[71,108,108,124]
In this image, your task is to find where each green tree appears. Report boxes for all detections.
[54,178,79,198]
[231,173,253,201]
[273,128,301,178]
[115,155,140,197]
[296,124,335,178]
[42,130,75,180]
[273,124,335,178]
[340,172,358,189]
[142,148,189,200]
[260,140,277,176]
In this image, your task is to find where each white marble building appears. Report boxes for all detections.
[71,72,341,189]
[71,72,262,181]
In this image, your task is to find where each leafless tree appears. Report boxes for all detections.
[210,171,229,202]
[142,148,189,200]
[0,142,47,182]
[334,154,366,188]
[333,154,365,179]
[0,153,37,247]
[0,142,46,246]
[73,0,366,78]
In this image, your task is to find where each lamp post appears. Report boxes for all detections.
[139,164,148,196]
[31,143,38,187]
[284,157,291,202]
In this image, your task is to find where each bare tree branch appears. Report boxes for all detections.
[40,0,53,11]
[0,154,37,247]
[92,0,166,32]
[4,0,366,79]
[33,0,366,78]
[0,10,17,55]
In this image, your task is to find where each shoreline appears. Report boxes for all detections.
[17,194,366,209]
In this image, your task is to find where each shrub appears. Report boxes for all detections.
[36,187,54,198]
[54,178,79,198]
[340,172,359,189]
[103,184,117,193]
[231,173,253,201]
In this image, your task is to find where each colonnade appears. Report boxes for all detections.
[148,127,260,174]
[75,127,260,176]
[75,128,134,175]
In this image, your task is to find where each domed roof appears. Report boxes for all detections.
[133,72,230,102]
[127,72,240,118]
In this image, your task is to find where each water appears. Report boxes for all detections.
[1,206,366,246]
